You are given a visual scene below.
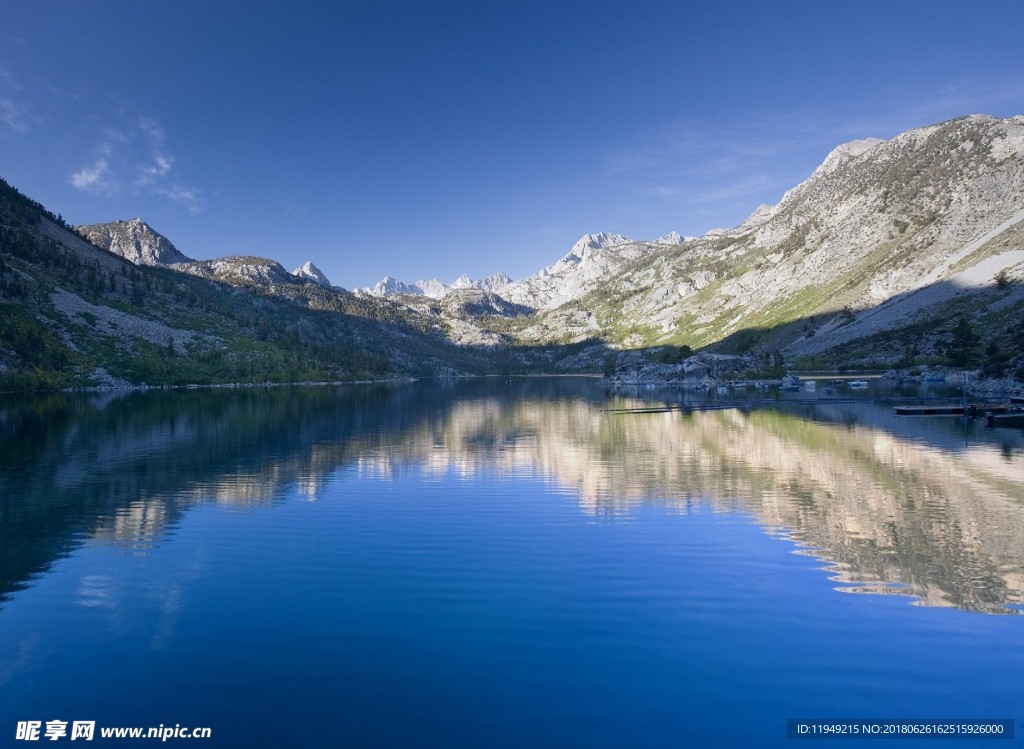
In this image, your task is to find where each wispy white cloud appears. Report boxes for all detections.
[0,65,33,132]
[642,185,687,200]
[606,117,805,222]
[834,76,1024,140]
[138,116,166,147]
[137,153,174,185]
[607,73,1024,195]
[605,117,812,182]
[157,185,203,214]
[0,98,31,132]
[691,174,777,203]
[279,200,311,218]
[599,73,1024,237]
[67,113,203,212]
[69,159,114,191]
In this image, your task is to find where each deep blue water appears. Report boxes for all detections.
[0,379,1021,747]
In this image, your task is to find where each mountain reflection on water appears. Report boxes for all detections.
[1,378,1021,614]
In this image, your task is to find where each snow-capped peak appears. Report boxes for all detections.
[291,261,332,287]
[414,278,448,298]
[363,276,419,296]
[360,271,513,299]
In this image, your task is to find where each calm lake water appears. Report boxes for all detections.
[1,378,1022,747]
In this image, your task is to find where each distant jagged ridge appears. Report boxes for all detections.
[358,271,513,299]
[30,113,1024,379]
[78,219,341,290]
[359,231,691,307]
[0,179,503,389]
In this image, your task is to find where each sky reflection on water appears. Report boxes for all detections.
[1,379,1021,614]
[0,380,1022,747]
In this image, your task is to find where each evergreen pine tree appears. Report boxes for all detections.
[947,316,980,367]
[981,340,1009,377]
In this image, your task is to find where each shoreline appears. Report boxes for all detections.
[0,368,1020,398]
[0,375,419,396]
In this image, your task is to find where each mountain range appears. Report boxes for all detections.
[359,272,513,299]
[2,113,1023,389]
[358,115,1023,371]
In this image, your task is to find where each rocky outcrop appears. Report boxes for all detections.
[77,218,191,266]
[177,256,300,287]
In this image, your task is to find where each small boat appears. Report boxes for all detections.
[848,379,869,389]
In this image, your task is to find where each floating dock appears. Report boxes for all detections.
[991,412,1024,428]
[894,404,1012,416]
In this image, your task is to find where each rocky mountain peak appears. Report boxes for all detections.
[360,271,512,299]
[361,275,421,297]
[477,272,513,292]
[77,218,192,267]
[654,231,686,246]
[291,260,332,287]
[565,232,632,262]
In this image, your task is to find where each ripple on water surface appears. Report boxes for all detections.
[0,381,1021,747]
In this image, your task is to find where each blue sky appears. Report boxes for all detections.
[2,1,1024,290]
